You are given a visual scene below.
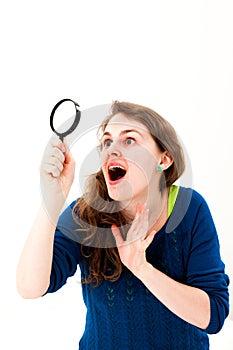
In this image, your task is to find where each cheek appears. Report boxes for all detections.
[101,166,108,182]
[128,163,154,189]
[126,147,158,176]
[99,149,107,167]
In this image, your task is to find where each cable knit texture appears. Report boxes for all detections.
[46,187,229,349]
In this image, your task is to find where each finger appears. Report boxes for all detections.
[134,207,148,232]
[128,206,148,241]
[60,138,75,166]
[130,204,144,230]
[45,142,66,163]
[51,147,65,164]
[48,156,64,173]
[139,208,149,238]
[42,153,65,176]
[64,146,75,166]
[111,225,125,247]
[50,135,66,153]
[42,163,62,178]
[144,230,156,246]
[134,202,144,219]
[41,157,64,180]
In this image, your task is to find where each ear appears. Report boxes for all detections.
[159,151,174,171]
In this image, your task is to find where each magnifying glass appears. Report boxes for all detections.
[50,98,81,141]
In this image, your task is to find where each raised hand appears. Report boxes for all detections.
[40,135,75,220]
[111,203,156,276]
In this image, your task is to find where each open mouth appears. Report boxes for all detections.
[108,165,127,182]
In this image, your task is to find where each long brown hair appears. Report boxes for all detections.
[73,101,185,286]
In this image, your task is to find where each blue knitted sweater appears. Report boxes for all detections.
[46,187,229,349]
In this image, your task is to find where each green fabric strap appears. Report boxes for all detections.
[168,185,179,217]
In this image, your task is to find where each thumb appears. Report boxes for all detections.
[64,148,75,166]
[111,225,124,247]
[62,139,73,162]
[62,141,75,171]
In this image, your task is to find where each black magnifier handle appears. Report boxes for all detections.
[50,98,81,142]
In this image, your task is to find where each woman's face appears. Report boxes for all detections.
[100,113,164,204]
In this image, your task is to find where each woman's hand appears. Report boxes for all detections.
[111,203,156,276]
[40,136,75,220]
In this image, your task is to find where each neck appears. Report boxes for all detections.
[120,186,169,231]
[148,188,168,232]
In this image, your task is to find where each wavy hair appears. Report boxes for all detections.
[73,101,185,286]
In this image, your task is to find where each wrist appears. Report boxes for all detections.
[133,261,154,280]
[40,198,65,227]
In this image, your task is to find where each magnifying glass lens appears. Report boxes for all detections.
[53,100,77,134]
[50,98,81,141]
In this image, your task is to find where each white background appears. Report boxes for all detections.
[0,0,233,349]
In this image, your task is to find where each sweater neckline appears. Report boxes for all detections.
[151,185,180,243]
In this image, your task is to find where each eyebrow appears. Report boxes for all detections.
[101,129,144,139]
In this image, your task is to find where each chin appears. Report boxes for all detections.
[107,184,133,203]
[107,183,149,207]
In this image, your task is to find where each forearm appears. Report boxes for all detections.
[16,203,60,299]
[135,262,210,330]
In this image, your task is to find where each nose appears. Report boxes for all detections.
[99,140,122,166]
[110,150,120,156]
[108,140,121,157]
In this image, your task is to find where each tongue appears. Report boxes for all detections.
[109,168,126,181]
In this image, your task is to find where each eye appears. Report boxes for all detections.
[124,137,135,145]
[102,139,112,148]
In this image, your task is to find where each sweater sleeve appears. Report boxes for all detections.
[45,201,82,294]
[185,193,230,334]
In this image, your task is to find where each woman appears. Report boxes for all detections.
[17,101,229,349]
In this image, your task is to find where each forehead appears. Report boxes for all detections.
[103,113,149,134]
